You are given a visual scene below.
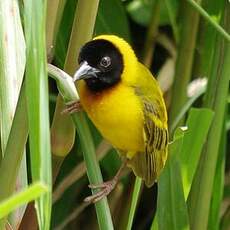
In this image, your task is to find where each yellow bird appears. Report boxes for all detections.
[73,35,168,203]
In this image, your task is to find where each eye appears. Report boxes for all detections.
[100,56,111,68]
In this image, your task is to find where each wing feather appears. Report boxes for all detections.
[129,87,168,187]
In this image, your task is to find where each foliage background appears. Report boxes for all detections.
[0,0,229,230]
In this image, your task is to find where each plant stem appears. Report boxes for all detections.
[142,0,161,67]
[188,3,230,229]
[46,0,66,61]
[48,63,114,229]
[71,114,114,229]
[126,178,142,230]
[186,0,230,42]
[169,0,201,128]
[193,0,224,79]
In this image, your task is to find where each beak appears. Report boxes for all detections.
[73,61,100,82]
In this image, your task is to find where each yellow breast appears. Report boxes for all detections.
[78,81,145,153]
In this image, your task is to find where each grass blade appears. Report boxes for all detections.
[188,3,230,229]
[24,0,52,229]
[169,0,201,126]
[179,108,214,199]
[0,0,27,226]
[0,0,25,155]
[0,182,48,219]
[0,83,28,229]
[157,128,189,230]
[164,0,179,43]
[170,79,207,133]
[208,124,226,230]
[186,0,230,42]
[126,177,142,230]
[193,0,224,79]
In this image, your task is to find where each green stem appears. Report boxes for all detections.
[142,0,161,67]
[48,64,114,229]
[188,3,230,230]
[169,0,201,128]
[186,0,230,42]
[192,0,224,79]
[46,0,66,61]
[72,114,114,229]
[126,178,142,230]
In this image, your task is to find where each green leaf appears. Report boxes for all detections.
[95,0,130,41]
[0,83,28,229]
[0,0,25,155]
[126,0,178,28]
[157,128,189,230]
[53,0,77,67]
[179,108,214,199]
[54,0,130,68]
[186,0,230,42]
[170,79,207,133]
[24,0,52,229]
[188,4,230,229]
[0,0,27,227]
[126,177,142,230]
[208,122,226,230]
[164,0,179,42]
[0,182,48,219]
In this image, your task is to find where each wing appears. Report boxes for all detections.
[129,81,168,187]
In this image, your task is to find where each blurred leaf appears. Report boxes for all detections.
[208,121,226,230]
[164,0,179,42]
[54,0,77,67]
[54,0,130,67]
[188,3,230,229]
[179,108,214,199]
[95,0,130,41]
[170,78,207,133]
[193,0,224,79]
[126,0,178,27]
[157,127,189,230]
[126,177,142,230]
[101,148,121,176]
[186,0,230,42]
[169,0,201,127]
[0,182,48,219]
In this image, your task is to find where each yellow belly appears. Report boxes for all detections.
[79,82,145,153]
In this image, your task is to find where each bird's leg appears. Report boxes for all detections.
[62,100,83,114]
[84,160,127,203]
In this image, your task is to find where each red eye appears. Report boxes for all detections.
[100,56,111,68]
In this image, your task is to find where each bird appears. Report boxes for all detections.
[72,35,168,203]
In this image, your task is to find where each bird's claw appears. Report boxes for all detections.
[62,101,82,114]
[84,180,116,203]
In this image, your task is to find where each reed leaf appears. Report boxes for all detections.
[188,3,230,229]
[24,0,52,229]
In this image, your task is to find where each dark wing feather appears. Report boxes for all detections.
[129,89,168,187]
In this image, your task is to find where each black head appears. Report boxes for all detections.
[73,39,124,92]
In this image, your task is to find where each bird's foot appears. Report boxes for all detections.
[62,100,82,114]
[84,179,118,203]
